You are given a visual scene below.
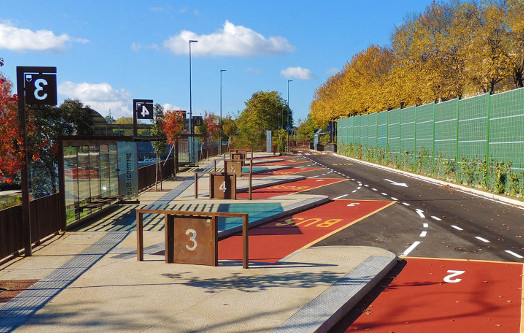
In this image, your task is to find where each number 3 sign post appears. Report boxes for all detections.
[16,66,58,257]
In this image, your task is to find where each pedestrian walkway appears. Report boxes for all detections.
[0,153,397,332]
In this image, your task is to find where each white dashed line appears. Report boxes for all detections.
[423,223,428,228]
[402,202,410,206]
[372,188,377,191]
[352,190,357,193]
[381,193,388,196]
[333,194,348,200]
[475,236,490,243]
[415,209,425,218]
[505,250,524,259]
[431,216,442,221]
[364,184,369,187]
[451,225,463,231]
[391,197,398,201]
[420,231,427,237]
[401,241,421,256]
[357,187,362,190]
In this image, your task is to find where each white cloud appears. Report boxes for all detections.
[0,22,88,52]
[162,103,184,112]
[163,20,295,57]
[58,81,131,118]
[325,67,340,75]
[280,67,314,80]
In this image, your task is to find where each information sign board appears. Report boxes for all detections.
[133,99,154,120]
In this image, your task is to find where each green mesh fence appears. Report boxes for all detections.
[336,87,524,197]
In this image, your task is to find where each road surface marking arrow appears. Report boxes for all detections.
[384,179,408,187]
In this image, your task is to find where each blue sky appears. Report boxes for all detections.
[1,0,434,123]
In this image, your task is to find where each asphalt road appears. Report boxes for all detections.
[288,151,524,263]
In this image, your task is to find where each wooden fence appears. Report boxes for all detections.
[138,159,175,191]
[0,193,61,260]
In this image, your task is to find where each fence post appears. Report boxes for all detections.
[485,92,492,186]
[386,110,390,160]
[456,97,461,182]
[432,101,436,175]
[414,106,417,157]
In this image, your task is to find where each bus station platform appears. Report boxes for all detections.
[0,153,397,332]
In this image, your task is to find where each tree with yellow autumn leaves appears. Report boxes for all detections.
[311,0,524,127]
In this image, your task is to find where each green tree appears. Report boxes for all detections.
[114,117,133,136]
[296,115,316,144]
[60,99,95,135]
[236,91,291,150]
[221,115,237,149]
[150,104,167,189]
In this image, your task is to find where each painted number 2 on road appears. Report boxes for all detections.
[444,270,465,283]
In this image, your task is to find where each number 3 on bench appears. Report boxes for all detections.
[185,229,197,251]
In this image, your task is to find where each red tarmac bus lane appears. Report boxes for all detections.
[218,199,394,263]
[258,159,303,166]
[271,167,321,175]
[347,257,524,332]
[237,178,345,199]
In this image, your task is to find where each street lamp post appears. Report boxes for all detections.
[189,39,198,165]
[286,79,293,153]
[220,69,226,155]
[287,79,293,128]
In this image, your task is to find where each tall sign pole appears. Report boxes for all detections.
[219,69,226,155]
[16,66,57,256]
[189,40,197,165]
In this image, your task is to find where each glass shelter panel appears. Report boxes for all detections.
[89,145,101,198]
[99,144,111,197]
[117,141,138,201]
[63,146,78,224]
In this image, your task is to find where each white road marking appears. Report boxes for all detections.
[372,188,377,191]
[415,209,425,218]
[420,231,427,237]
[352,190,357,193]
[451,225,463,231]
[381,193,388,196]
[311,175,319,178]
[364,184,369,187]
[475,236,490,243]
[431,216,442,221]
[333,194,349,200]
[391,197,398,201]
[402,202,410,206]
[505,250,524,259]
[384,179,408,187]
[401,241,421,256]
[423,223,428,228]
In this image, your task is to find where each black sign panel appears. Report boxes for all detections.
[133,99,154,119]
[193,115,203,127]
[22,68,57,106]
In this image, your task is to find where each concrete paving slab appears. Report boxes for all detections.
[6,246,395,333]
